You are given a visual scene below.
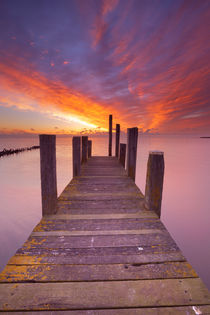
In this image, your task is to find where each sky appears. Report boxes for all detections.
[0,0,209,135]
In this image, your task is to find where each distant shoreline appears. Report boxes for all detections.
[0,146,40,158]
[200,137,210,138]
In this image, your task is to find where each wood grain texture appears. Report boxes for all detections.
[0,262,197,283]
[4,305,210,314]
[0,279,209,311]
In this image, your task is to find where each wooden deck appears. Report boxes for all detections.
[0,156,210,313]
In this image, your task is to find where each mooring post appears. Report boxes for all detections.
[119,143,126,168]
[126,127,138,181]
[72,137,81,177]
[82,136,88,163]
[88,140,92,158]
[115,124,120,158]
[108,114,112,156]
[39,134,57,216]
[144,151,164,218]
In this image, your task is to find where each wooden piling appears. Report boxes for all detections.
[126,127,138,181]
[144,151,164,218]
[88,140,92,158]
[82,136,88,163]
[108,115,112,156]
[39,135,57,216]
[72,137,81,177]
[119,143,126,168]
[115,124,120,158]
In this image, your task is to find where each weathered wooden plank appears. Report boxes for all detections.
[63,183,141,194]
[0,262,197,283]
[4,305,210,314]
[33,218,164,232]
[8,251,185,265]
[0,279,209,311]
[20,232,175,250]
[81,170,126,176]
[16,243,180,256]
[57,205,145,215]
[57,198,145,212]
[45,212,158,220]
[71,175,132,182]
[31,229,166,236]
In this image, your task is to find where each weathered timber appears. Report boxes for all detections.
[0,279,209,311]
[72,136,81,177]
[6,251,186,265]
[145,151,164,218]
[81,136,88,163]
[88,140,92,158]
[39,135,57,216]
[119,143,126,167]
[33,218,165,232]
[2,306,210,315]
[108,114,112,156]
[127,127,138,181]
[115,124,120,157]
[0,155,209,312]
[0,262,197,283]
[20,232,178,249]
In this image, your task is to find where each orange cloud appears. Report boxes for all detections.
[0,60,123,132]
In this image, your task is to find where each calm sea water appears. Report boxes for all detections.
[0,135,209,289]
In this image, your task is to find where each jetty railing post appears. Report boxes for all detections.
[126,127,138,181]
[144,151,165,218]
[72,137,81,177]
[82,136,88,163]
[108,114,112,156]
[115,124,120,158]
[39,134,57,216]
[88,140,92,158]
[119,143,126,168]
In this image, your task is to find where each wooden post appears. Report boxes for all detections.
[72,137,81,177]
[82,136,88,163]
[39,135,57,216]
[126,127,138,181]
[144,151,164,218]
[115,124,120,158]
[119,143,126,168]
[108,114,112,156]
[88,140,92,158]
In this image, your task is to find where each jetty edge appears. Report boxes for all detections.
[0,115,209,313]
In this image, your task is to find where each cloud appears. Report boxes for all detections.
[0,0,210,134]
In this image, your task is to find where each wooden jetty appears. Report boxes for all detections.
[0,116,210,313]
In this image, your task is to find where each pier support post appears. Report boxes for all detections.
[73,137,81,177]
[82,136,88,163]
[145,151,164,218]
[119,143,126,168]
[88,140,92,158]
[108,114,112,156]
[126,127,138,181]
[115,124,120,158]
[39,135,57,216]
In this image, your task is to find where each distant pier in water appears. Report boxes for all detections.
[0,145,40,158]
[0,115,209,313]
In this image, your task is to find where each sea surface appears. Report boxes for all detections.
[0,134,210,289]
